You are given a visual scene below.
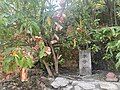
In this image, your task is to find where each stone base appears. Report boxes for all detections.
[50,76,120,90]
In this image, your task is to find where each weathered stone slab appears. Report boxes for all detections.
[79,50,91,75]
[51,77,69,88]
[49,76,120,90]
[72,81,95,89]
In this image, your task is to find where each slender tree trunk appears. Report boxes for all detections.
[104,0,114,26]
[50,44,59,74]
[113,0,117,25]
[110,9,113,26]
[43,60,53,77]
[20,68,28,82]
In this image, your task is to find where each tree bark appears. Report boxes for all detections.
[20,68,28,82]
[113,0,117,25]
[104,0,114,26]
[50,44,59,74]
[43,60,53,77]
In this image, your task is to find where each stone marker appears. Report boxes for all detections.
[79,50,91,75]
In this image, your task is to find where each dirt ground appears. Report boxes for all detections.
[0,67,119,90]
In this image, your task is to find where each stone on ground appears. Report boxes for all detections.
[63,85,73,90]
[99,82,118,90]
[106,72,119,82]
[72,81,95,89]
[51,77,69,88]
[74,85,82,90]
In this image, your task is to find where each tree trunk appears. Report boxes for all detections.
[20,68,28,82]
[113,0,117,25]
[43,60,53,77]
[104,0,114,26]
[50,44,59,74]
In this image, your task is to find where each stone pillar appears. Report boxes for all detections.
[79,50,91,75]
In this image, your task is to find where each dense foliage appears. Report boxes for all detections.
[0,0,120,78]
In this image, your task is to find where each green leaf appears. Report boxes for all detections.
[2,47,16,56]
[26,57,33,68]
[39,41,45,58]
[15,56,24,67]
[111,28,116,36]
[115,59,120,69]
[39,47,45,59]
[115,52,120,69]
[20,23,26,32]
[31,21,40,35]
[3,56,15,72]
[91,44,100,52]
[115,40,120,49]
[116,52,120,60]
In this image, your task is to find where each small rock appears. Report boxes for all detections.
[51,77,69,88]
[99,82,118,90]
[12,86,17,89]
[72,81,95,89]
[63,85,73,90]
[2,87,6,90]
[74,85,82,90]
[106,72,119,82]
[95,83,101,89]
[82,78,96,82]
[72,81,79,86]
[92,89,101,90]
[106,72,115,78]
[48,78,54,84]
